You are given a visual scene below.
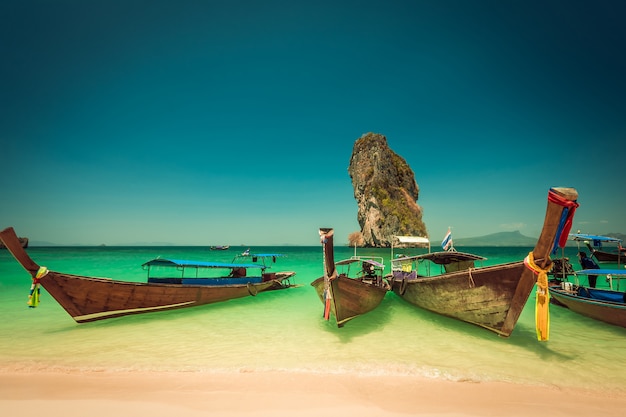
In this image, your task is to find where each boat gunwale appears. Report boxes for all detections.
[391,250,487,266]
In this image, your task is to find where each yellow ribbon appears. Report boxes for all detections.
[524,253,552,341]
[27,267,48,308]
[36,266,48,279]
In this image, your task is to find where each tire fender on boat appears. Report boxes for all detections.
[247,282,258,296]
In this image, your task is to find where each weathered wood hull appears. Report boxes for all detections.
[40,272,284,323]
[549,286,626,328]
[590,250,626,263]
[311,275,388,327]
[390,261,527,336]
[0,227,289,323]
[311,228,389,327]
[388,187,579,337]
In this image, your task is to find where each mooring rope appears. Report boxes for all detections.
[467,268,475,288]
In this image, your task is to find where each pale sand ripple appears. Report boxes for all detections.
[2,370,625,417]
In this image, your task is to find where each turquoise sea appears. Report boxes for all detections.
[1,245,625,395]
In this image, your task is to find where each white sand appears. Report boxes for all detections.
[2,370,625,417]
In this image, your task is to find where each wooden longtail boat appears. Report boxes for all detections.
[311,228,389,327]
[569,233,626,264]
[388,187,579,338]
[231,251,297,284]
[549,269,626,328]
[0,227,293,323]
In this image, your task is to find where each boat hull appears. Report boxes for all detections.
[590,250,626,263]
[40,272,284,323]
[311,275,388,327]
[549,286,626,328]
[264,271,297,286]
[0,227,290,323]
[390,261,528,336]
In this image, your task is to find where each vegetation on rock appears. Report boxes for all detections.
[348,132,427,247]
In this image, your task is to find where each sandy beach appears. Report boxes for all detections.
[2,245,626,416]
[2,370,625,417]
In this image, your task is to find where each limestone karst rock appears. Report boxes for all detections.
[348,133,427,247]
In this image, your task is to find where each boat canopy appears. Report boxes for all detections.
[393,236,430,245]
[391,235,431,259]
[575,268,626,290]
[336,258,384,268]
[232,253,286,266]
[393,251,486,265]
[569,233,622,243]
[575,269,626,277]
[142,258,264,270]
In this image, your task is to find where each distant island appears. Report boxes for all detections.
[19,231,626,247]
[452,231,537,247]
[450,231,626,247]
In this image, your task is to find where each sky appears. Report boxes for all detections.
[2,1,625,246]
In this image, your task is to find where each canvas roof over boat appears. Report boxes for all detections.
[393,235,430,245]
[575,268,626,290]
[336,258,384,268]
[569,233,622,243]
[391,235,431,258]
[575,269,626,277]
[393,251,486,265]
[142,258,264,269]
[233,252,286,260]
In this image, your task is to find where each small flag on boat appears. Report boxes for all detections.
[441,228,453,250]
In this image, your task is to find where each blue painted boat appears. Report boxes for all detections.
[549,269,626,328]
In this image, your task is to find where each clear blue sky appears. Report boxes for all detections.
[2,1,625,246]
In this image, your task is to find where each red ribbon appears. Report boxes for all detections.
[548,189,579,248]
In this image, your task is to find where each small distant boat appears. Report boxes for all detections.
[232,250,297,286]
[0,227,292,323]
[569,233,626,264]
[387,187,580,338]
[549,269,626,328]
[210,245,230,250]
[311,228,389,327]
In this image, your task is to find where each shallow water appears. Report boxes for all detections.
[1,245,625,394]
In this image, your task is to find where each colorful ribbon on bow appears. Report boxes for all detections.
[524,253,552,341]
[548,188,579,254]
[28,266,48,308]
